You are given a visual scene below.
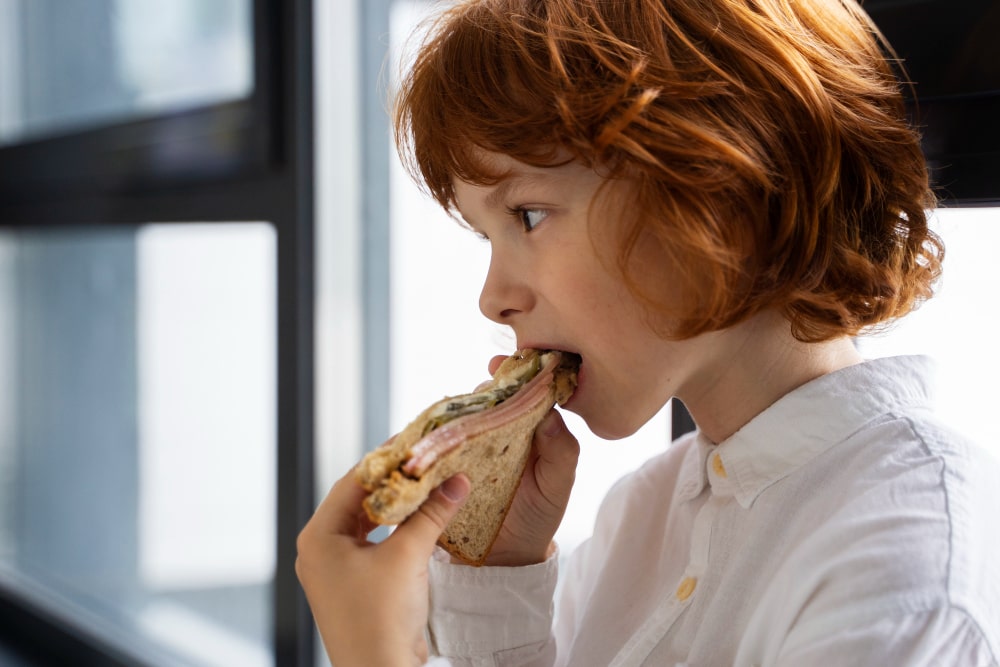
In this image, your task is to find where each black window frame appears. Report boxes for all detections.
[0,1,316,665]
[864,0,1000,207]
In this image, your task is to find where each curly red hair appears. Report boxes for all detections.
[393,0,943,341]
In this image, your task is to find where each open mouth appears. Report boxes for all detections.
[552,350,582,406]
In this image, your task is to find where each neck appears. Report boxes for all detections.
[677,311,864,444]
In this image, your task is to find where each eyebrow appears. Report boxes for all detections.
[484,176,523,210]
[483,171,557,210]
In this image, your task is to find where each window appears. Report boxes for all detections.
[0,223,277,666]
[0,0,252,145]
[0,1,316,665]
[856,207,1000,460]
[137,224,276,665]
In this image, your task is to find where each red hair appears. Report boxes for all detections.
[393,0,943,341]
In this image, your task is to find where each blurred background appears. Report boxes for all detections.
[0,0,997,665]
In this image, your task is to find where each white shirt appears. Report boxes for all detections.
[425,356,1000,666]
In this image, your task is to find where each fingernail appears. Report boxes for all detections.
[440,475,469,502]
[540,411,564,437]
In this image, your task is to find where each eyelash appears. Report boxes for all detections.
[506,206,548,232]
[469,206,548,242]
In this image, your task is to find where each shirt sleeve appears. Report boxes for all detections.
[426,548,560,667]
[777,605,998,667]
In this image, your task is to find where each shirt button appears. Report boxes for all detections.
[712,452,727,478]
[676,576,697,601]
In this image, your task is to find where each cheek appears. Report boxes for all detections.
[587,260,673,340]
[614,235,692,339]
[554,262,631,326]
[584,226,679,327]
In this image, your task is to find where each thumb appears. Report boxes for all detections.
[392,474,471,557]
[535,409,580,468]
[531,410,580,506]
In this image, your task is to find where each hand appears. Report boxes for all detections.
[480,355,581,567]
[296,465,470,667]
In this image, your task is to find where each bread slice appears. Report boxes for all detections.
[356,350,579,565]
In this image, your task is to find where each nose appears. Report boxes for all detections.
[478,249,534,325]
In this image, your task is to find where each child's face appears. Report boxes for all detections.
[452,152,716,439]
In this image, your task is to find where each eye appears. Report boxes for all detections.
[509,207,549,232]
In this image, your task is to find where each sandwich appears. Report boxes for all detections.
[355,349,580,565]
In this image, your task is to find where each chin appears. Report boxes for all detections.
[569,390,667,441]
[591,424,642,441]
[571,407,644,441]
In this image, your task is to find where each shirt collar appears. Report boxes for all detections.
[683,355,936,508]
[676,430,715,501]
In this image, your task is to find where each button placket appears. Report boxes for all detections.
[609,494,724,667]
[674,493,722,604]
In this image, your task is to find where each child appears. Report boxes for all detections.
[296,0,1000,664]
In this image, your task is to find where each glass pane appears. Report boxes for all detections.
[0,0,253,145]
[857,207,1000,460]
[0,222,276,666]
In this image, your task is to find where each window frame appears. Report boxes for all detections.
[0,1,317,665]
[864,0,1000,206]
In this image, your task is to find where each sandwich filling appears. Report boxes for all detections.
[401,349,579,477]
[419,351,545,436]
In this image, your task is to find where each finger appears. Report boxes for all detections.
[308,435,398,536]
[474,355,511,391]
[536,410,580,464]
[487,354,507,375]
[389,474,471,558]
[531,410,580,503]
[309,469,375,538]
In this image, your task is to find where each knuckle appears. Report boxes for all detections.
[416,498,452,532]
[295,525,314,558]
[295,535,309,562]
[294,535,315,583]
[294,553,307,582]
